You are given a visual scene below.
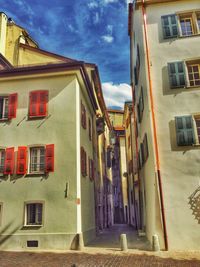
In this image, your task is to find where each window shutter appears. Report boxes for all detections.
[134,67,138,85]
[45,144,54,172]
[81,147,85,176]
[29,91,39,117]
[38,91,48,116]
[4,147,15,175]
[168,62,186,88]
[8,93,18,119]
[175,116,195,146]
[89,118,92,140]
[161,14,179,39]
[85,150,87,176]
[17,146,27,174]
[91,160,94,180]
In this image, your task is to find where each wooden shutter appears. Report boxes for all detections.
[4,147,15,175]
[81,102,87,129]
[17,146,27,174]
[168,62,186,88]
[38,91,48,116]
[175,116,195,146]
[81,147,85,176]
[143,133,149,162]
[161,14,179,39]
[45,144,54,172]
[91,160,94,180]
[85,150,87,176]
[8,93,18,119]
[29,91,48,117]
[134,67,138,85]
[89,118,92,140]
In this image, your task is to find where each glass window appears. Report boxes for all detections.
[0,97,8,120]
[187,64,200,86]
[0,149,5,173]
[180,15,194,36]
[26,203,43,226]
[29,147,45,173]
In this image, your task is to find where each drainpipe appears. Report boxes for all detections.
[141,0,168,251]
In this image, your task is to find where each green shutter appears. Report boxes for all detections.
[168,62,186,88]
[175,116,195,146]
[161,14,179,39]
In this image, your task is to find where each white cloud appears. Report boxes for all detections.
[93,12,100,24]
[88,1,99,8]
[101,35,114,43]
[102,82,132,108]
[103,0,118,3]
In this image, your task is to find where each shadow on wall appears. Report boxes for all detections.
[0,222,19,246]
[188,186,200,224]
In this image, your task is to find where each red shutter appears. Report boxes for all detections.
[17,146,27,174]
[4,147,15,175]
[29,91,39,117]
[45,144,54,172]
[81,147,85,176]
[38,91,48,116]
[8,93,18,119]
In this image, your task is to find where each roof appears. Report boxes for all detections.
[0,54,13,70]
[136,0,182,7]
[19,44,78,63]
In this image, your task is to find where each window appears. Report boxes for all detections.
[179,14,194,36]
[134,44,140,86]
[175,116,195,146]
[0,93,17,120]
[143,133,149,163]
[25,203,43,226]
[137,87,144,123]
[29,147,45,174]
[88,118,92,141]
[89,158,94,180]
[168,60,200,89]
[187,64,200,87]
[27,145,54,174]
[0,149,5,173]
[128,135,131,148]
[29,90,48,118]
[162,11,200,39]
[81,146,87,176]
[81,102,86,129]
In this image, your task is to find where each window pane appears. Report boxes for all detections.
[180,17,193,36]
[164,27,171,37]
[163,17,169,25]
[170,64,176,73]
[26,203,42,225]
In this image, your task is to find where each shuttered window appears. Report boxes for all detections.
[8,93,18,119]
[81,147,87,176]
[88,118,92,140]
[89,158,94,181]
[45,144,54,173]
[143,133,149,162]
[0,149,5,173]
[168,62,186,88]
[175,116,195,146]
[81,102,86,129]
[29,90,48,118]
[161,14,179,39]
[4,147,15,175]
[137,87,144,123]
[17,146,27,175]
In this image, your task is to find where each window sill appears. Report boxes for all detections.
[26,172,46,177]
[179,33,200,39]
[28,115,47,120]
[192,144,200,147]
[23,224,43,228]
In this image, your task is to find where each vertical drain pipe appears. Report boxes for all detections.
[141,0,168,251]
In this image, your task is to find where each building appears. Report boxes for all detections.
[0,12,112,250]
[108,109,128,224]
[128,0,200,250]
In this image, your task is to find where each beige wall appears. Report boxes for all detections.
[0,13,7,56]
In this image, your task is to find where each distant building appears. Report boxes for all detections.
[0,12,112,250]
[128,0,200,250]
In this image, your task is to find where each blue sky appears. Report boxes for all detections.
[1,0,132,108]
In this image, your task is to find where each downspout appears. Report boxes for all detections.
[141,0,168,250]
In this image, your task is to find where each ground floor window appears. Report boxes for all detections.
[25,203,43,226]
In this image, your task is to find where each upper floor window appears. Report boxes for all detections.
[0,149,5,174]
[137,87,144,123]
[161,11,200,39]
[29,90,48,118]
[81,101,87,129]
[16,145,54,175]
[0,93,17,120]
[168,60,200,89]
[175,116,195,146]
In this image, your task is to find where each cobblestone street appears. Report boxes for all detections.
[0,250,200,267]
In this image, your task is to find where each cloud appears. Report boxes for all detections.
[93,12,100,24]
[103,0,118,4]
[102,82,132,108]
[88,1,99,9]
[101,35,114,43]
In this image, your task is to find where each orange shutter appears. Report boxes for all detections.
[38,91,48,116]
[8,93,18,119]
[45,144,54,172]
[4,147,15,175]
[17,146,27,174]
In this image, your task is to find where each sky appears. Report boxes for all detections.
[1,0,132,109]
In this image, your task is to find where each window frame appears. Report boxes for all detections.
[28,145,46,175]
[186,62,200,87]
[0,96,9,121]
[24,201,44,227]
[177,10,200,37]
[0,148,5,175]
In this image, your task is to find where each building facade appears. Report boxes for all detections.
[129,0,200,250]
[0,12,112,250]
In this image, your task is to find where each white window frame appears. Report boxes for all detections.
[24,201,44,227]
[28,145,45,174]
[185,60,200,88]
[0,96,9,120]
